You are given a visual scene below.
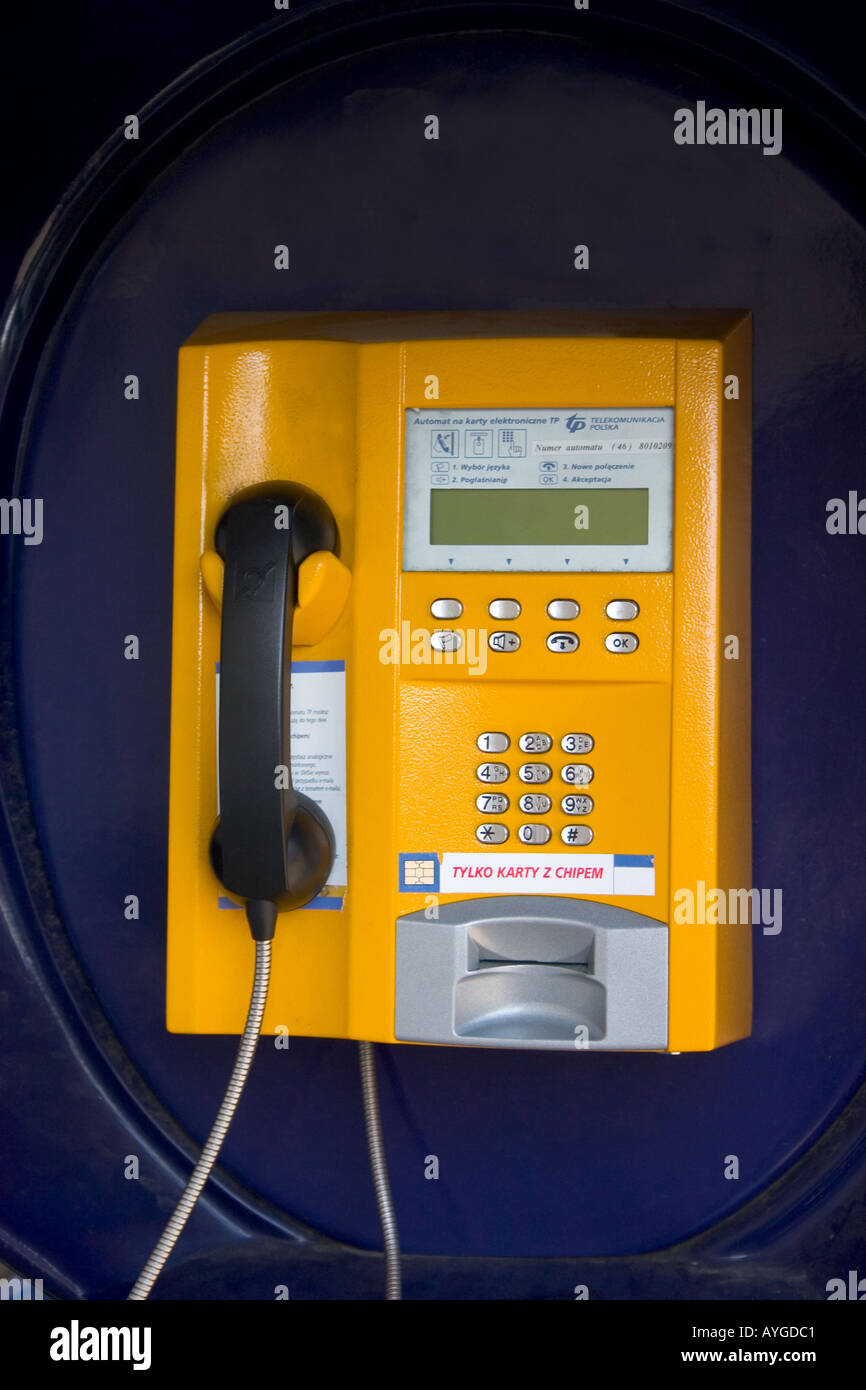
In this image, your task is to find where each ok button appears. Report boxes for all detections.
[605,632,639,654]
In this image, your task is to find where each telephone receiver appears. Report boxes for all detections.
[202,483,349,912]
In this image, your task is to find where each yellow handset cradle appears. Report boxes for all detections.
[167,311,751,1051]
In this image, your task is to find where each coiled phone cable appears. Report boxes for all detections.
[128,899,276,1301]
[359,1041,402,1300]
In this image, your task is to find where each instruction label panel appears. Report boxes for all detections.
[403,406,673,572]
[290,660,347,887]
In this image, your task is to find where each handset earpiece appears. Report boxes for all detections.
[208,482,339,913]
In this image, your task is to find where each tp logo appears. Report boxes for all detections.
[565,415,586,432]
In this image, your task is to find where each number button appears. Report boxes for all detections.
[476,762,509,783]
[477,732,510,753]
[561,794,593,816]
[561,763,593,786]
[518,824,551,845]
[519,793,551,814]
[519,732,553,753]
[476,793,509,814]
[519,763,552,784]
[476,823,509,844]
[561,733,594,754]
[561,825,593,846]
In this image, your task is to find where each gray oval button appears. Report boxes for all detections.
[476,792,509,813]
[561,794,593,816]
[489,630,521,652]
[477,732,509,753]
[547,599,580,620]
[546,632,579,653]
[605,599,639,621]
[431,598,463,619]
[519,732,553,753]
[518,824,551,845]
[604,632,639,653]
[431,629,463,652]
[518,763,552,784]
[561,763,593,786]
[488,598,521,620]
[476,823,509,844]
[476,762,509,783]
[561,825,593,846]
[518,793,551,814]
[561,733,593,755]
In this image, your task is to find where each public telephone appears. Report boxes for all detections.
[167,310,752,1053]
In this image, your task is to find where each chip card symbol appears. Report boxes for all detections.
[399,853,440,892]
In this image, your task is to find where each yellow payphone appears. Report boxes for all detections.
[166,310,751,1054]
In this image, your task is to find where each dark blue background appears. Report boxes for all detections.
[1,1,865,1299]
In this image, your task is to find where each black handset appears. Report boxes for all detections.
[209,483,338,917]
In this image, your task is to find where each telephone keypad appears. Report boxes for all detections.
[519,793,552,814]
[477,824,509,844]
[472,731,597,844]
[477,762,509,783]
[518,763,552,784]
[519,732,552,753]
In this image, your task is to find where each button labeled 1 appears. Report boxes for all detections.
[477,732,509,753]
